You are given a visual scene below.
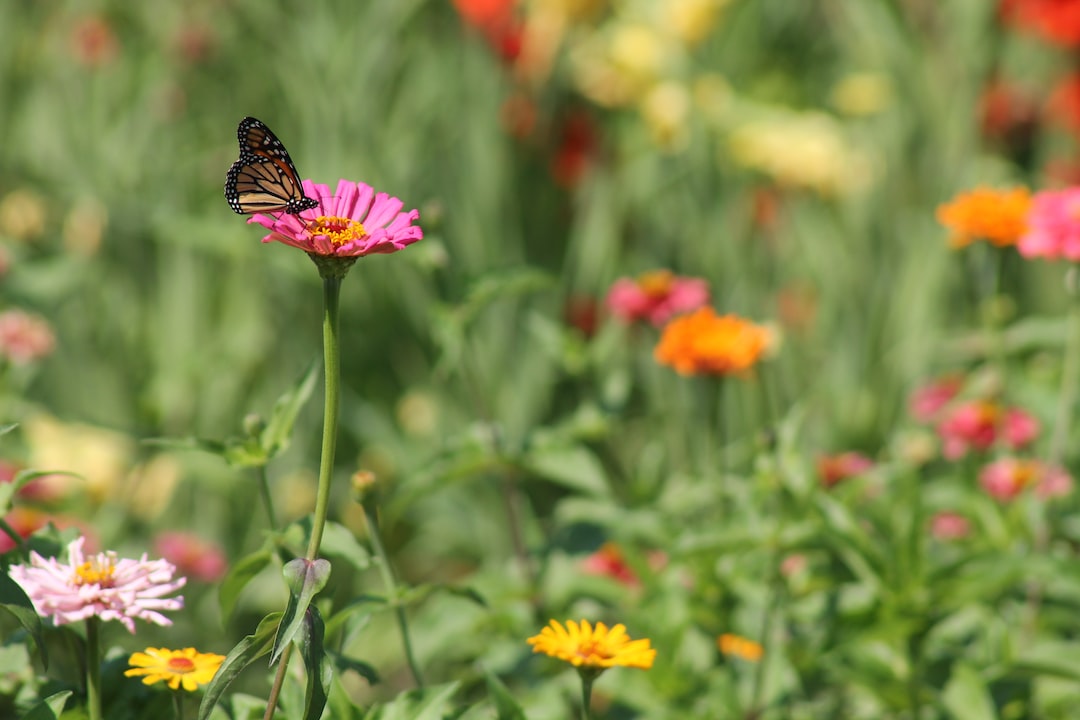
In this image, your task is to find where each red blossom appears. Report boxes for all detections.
[817,452,874,488]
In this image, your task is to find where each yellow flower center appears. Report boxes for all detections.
[576,640,612,663]
[638,270,674,298]
[167,657,196,673]
[307,215,368,246]
[74,558,116,586]
[1012,461,1039,489]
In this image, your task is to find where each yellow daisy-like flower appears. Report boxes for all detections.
[527,619,656,671]
[718,633,764,662]
[936,186,1031,248]
[124,647,225,692]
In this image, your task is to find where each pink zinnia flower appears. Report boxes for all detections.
[0,309,56,365]
[930,511,971,541]
[8,535,185,633]
[1017,187,1080,260]
[908,375,963,423]
[979,458,1073,502]
[606,270,710,327]
[153,531,227,583]
[816,452,874,488]
[249,179,422,257]
[937,401,1039,460]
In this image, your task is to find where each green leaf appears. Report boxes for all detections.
[0,423,17,436]
[20,690,73,720]
[363,683,461,720]
[485,670,526,720]
[522,444,610,497]
[299,606,333,720]
[271,558,332,666]
[0,469,80,516]
[198,613,281,720]
[218,549,274,623]
[323,594,386,638]
[317,521,372,573]
[942,663,997,720]
[327,648,380,685]
[260,358,319,457]
[0,570,45,669]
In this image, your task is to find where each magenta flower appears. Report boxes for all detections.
[153,531,227,583]
[936,400,1039,460]
[908,374,963,423]
[249,178,422,257]
[606,270,710,327]
[8,535,185,633]
[1017,187,1080,260]
[979,458,1073,502]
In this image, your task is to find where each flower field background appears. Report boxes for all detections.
[4,0,1080,718]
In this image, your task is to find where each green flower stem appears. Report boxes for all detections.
[256,464,276,530]
[307,275,342,560]
[85,617,102,720]
[263,274,342,720]
[579,671,596,720]
[363,503,425,689]
[173,691,184,720]
[1050,266,1080,466]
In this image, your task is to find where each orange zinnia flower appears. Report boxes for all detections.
[718,633,764,662]
[654,308,770,376]
[936,187,1031,248]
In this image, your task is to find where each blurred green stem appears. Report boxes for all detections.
[85,617,102,720]
[173,691,184,720]
[364,503,425,689]
[264,275,342,720]
[256,464,276,530]
[579,671,595,720]
[1049,266,1080,465]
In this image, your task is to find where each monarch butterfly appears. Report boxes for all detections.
[224,116,319,217]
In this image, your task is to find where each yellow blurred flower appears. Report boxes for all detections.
[728,112,874,195]
[528,619,656,671]
[830,72,892,116]
[640,81,692,150]
[693,73,732,124]
[610,23,665,79]
[0,190,47,242]
[126,454,182,520]
[396,390,438,437]
[936,186,1031,248]
[125,647,224,691]
[718,633,763,662]
[62,197,108,257]
[24,414,134,503]
[277,468,318,521]
[663,0,730,46]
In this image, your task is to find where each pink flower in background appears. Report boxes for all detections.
[930,512,971,541]
[606,270,710,327]
[154,531,227,583]
[816,452,874,488]
[0,309,55,364]
[1017,187,1080,260]
[908,375,963,422]
[8,535,185,633]
[582,543,639,587]
[0,509,93,554]
[937,401,1039,459]
[250,179,422,258]
[979,458,1073,502]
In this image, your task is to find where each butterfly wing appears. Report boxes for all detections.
[224,117,319,216]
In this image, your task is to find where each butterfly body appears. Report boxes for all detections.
[224,117,319,216]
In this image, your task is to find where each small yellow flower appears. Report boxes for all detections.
[527,619,656,671]
[718,633,763,662]
[125,647,225,692]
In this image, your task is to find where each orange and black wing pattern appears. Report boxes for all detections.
[224,117,319,216]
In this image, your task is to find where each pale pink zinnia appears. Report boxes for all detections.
[1017,187,1080,260]
[0,309,56,365]
[606,270,710,327]
[8,535,185,633]
[929,511,971,541]
[936,400,1039,460]
[249,178,422,257]
[979,458,1073,502]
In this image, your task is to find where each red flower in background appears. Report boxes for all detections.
[908,375,964,423]
[817,452,874,488]
[154,531,228,583]
[980,458,1073,501]
[607,270,710,327]
[453,0,524,63]
[1000,0,1080,47]
[581,543,640,587]
[551,111,598,188]
[1047,73,1080,135]
[930,512,971,541]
